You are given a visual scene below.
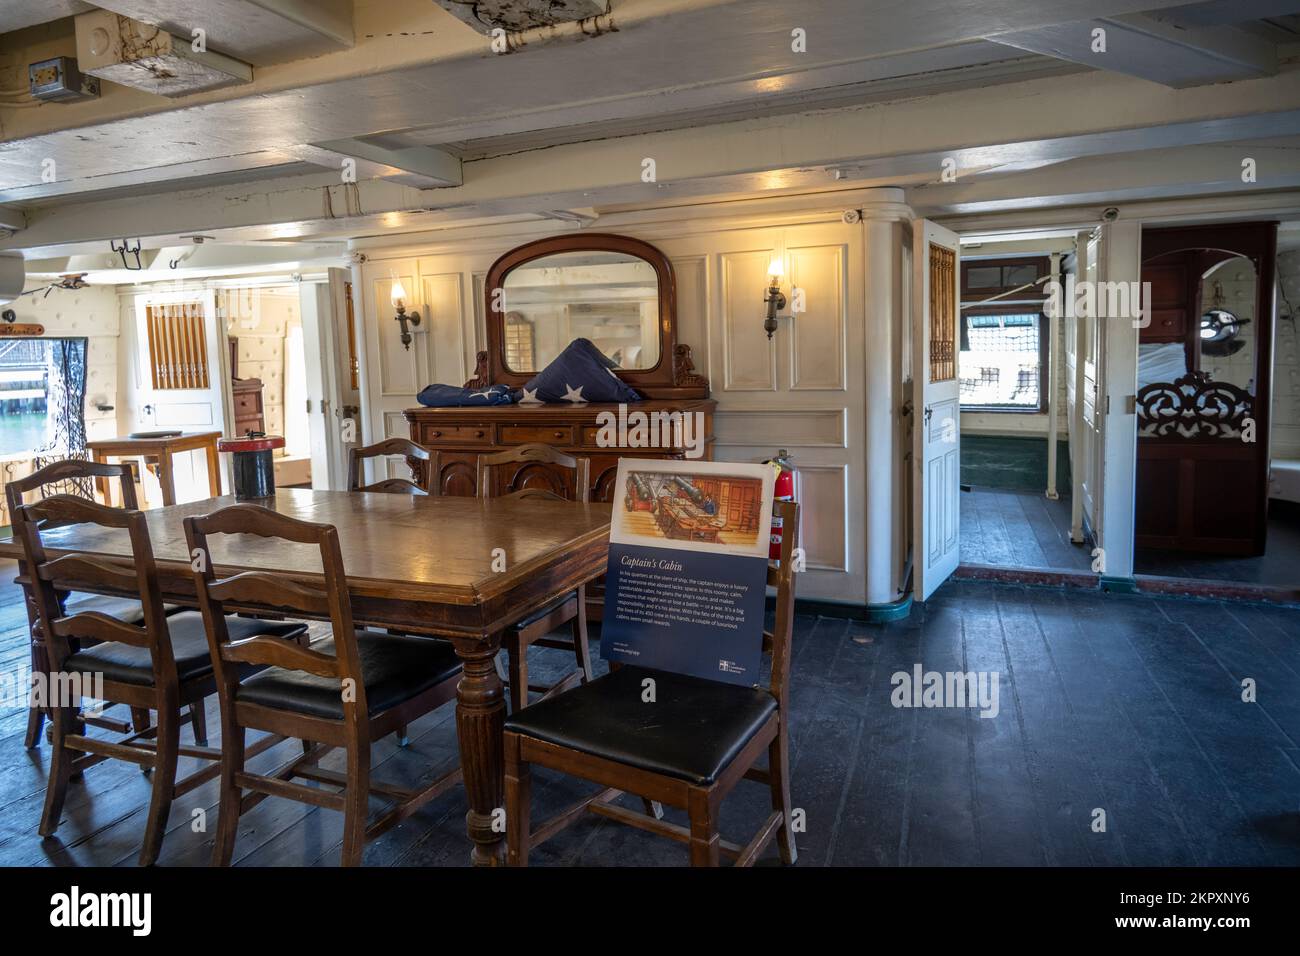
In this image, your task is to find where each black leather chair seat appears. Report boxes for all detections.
[236,631,462,720]
[504,665,778,785]
[508,593,577,633]
[64,612,307,687]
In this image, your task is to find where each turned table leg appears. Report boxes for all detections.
[204,440,222,498]
[454,636,506,867]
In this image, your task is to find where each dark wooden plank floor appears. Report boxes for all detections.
[1134,503,1300,587]
[961,487,1093,572]
[1,560,1297,866]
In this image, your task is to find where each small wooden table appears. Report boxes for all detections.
[86,431,222,507]
[0,488,612,865]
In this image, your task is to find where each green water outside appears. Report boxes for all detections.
[0,410,49,456]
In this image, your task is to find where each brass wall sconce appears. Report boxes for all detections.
[764,256,787,340]
[391,279,421,351]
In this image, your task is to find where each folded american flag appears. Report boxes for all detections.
[415,383,518,407]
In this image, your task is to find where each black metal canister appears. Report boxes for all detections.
[217,434,285,500]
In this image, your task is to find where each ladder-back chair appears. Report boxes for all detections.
[347,437,434,495]
[184,503,464,866]
[503,500,801,867]
[477,443,592,713]
[7,459,169,749]
[13,493,307,865]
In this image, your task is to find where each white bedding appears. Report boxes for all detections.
[1270,459,1300,503]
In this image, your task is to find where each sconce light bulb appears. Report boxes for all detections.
[390,280,407,308]
[767,257,785,280]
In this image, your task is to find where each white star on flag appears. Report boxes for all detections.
[518,386,543,405]
[561,384,587,404]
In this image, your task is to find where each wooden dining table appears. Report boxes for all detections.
[0,487,612,866]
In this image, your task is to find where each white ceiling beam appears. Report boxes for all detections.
[988,13,1278,87]
[0,150,311,204]
[0,204,28,232]
[909,143,1300,216]
[7,65,1300,255]
[294,141,462,189]
[90,0,354,66]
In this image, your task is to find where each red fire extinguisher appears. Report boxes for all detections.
[765,449,795,561]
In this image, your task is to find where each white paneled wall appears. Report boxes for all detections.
[358,210,871,604]
[1272,249,1300,460]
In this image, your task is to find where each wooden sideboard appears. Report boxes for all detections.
[404,399,716,499]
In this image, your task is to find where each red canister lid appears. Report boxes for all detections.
[218,435,285,453]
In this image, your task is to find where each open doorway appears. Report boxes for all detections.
[219,271,358,493]
[955,240,1094,577]
[1132,221,1300,594]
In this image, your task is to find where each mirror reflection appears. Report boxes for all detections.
[1197,256,1256,392]
[501,251,660,373]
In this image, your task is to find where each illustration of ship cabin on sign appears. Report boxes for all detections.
[623,470,764,547]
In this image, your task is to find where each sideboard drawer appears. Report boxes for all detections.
[500,425,575,445]
[420,424,492,445]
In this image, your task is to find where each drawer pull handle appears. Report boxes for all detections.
[554,431,564,439]
[431,431,442,438]
[475,430,485,438]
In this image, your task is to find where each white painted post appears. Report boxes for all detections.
[1046,251,1061,500]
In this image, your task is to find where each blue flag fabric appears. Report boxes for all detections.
[415,383,518,407]
[519,338,642,405]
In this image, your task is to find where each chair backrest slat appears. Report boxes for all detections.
[185,503,366,720]
[348,437,432,495]
[39,553,142,595]
[477,442,590,502]
[221,633,341,678]
[205,571,332,616]
[11,487,172,679]
[51,611,153,649]
[3,459,138,515]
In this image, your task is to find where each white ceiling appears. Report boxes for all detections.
[0,0,1298,259]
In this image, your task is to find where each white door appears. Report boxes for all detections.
[133,288,230,502]
[298,280,340,489]
[1078,232,1105,543]
[911,220,962,601]
[329,269,362,488]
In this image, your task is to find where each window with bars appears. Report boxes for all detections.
[959,312,1045,410]
[145,302,210,390]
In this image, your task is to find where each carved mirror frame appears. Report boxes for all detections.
[465,233,709,399]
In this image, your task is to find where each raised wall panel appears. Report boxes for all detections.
[375,273,418,396]
[794,464,849,571]
[788,244,846,391]
[721,250,777,391]
[420,271,467,387]
[672,255,708,365]
[714,408,845,448]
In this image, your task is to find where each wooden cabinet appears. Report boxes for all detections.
[231,377,265,437]
[405,400,716,500]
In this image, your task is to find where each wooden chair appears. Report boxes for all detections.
[347,437,433,495]
[477,443,592,714]
[6,459,172,749]
[12,493,308,865]
[184,503,465,866]
[503,500,801,867]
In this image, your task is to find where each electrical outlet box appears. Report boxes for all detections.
[28,56,100,103]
